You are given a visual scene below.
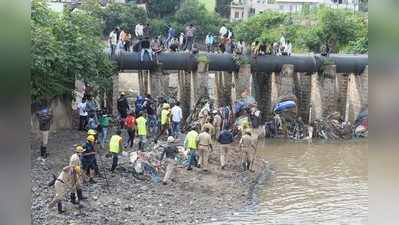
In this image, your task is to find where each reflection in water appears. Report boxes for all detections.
[204,139,368,225]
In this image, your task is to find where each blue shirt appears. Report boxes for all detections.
[218,130,233,144]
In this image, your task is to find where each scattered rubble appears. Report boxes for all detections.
[31,129,269,225]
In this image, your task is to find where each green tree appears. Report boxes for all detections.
[234,8,368,54]
[215,0,232,18]
[234,12,287,44]
[147,0,182,18]
[31,0,115,102]
[172,0,225,40]
[101,2,147,36]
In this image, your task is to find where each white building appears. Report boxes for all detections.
[275,0,359,13]
[230,0,360,21]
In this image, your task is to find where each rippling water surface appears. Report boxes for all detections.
[204,139,368,225]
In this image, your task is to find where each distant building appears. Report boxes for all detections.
[47,0,148,13]
[230,0,360,21]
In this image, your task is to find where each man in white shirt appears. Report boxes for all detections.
[135,23,143,39]
[78,98,88,131]
[109,28,118,56]
[286,40,292,56]
[219,24,228,39]
[171,101,183,139]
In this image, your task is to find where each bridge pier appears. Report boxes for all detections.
[310,65,339,121]
[112,73,119,118]
[223,71,233,107]
[345,66,368,122]
[233,64,252,101]
[253,72,272,121]
[271,64,296,107]
[294,72,312,122]
[214,71,224,107]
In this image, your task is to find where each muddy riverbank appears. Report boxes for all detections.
[31,129,269,225]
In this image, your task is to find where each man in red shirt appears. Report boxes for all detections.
[125,112,136,149]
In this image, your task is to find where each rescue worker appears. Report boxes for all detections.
[87,129,101,176]
[69,145,86,202]
[217,129,234,170]
[155,103,171,143]
[48,165,81,214]
[136,112,148,151]
[213,110,222,140]
[81,135,97,183]
[160,136,179,185]
[117,92,130,121]
[124,112,136,148]
[198,127,213,171]
[202,118,215,140]
[109,130,123,172]
[36,105,53,158]
[70,145,83,167]
[87,129,97,141]
[239,129,256,172]
[184,126,199,170]
[237,114,250,136]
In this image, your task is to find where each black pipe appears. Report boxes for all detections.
[207,53,240,72]
[115,52,368,74]
[251,55,318,73]
[327,54,368,74]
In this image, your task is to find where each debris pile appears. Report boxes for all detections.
[312,112,352,140]
[183,96,210,131]
[353,108,368,138]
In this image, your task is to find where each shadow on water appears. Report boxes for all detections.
[202,139,368,225]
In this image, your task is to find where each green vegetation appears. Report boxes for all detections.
[147,0,182,18]
[234,7,368,54]
[198,0,216,12]
[215,0,232,18]
[31,0,115,101]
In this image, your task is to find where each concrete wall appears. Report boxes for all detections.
[31,96,73,132]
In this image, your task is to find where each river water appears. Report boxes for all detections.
[204,139,368,225]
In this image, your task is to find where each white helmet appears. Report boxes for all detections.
[167,136,175,143]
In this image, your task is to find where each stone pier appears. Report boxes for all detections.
[233,64,251,101]
[345,66,368,122]
[253,72,272,120]
[310,65,340,121]
[271,64,295,106]
[112,73,119,117]
[294,72,312,122]
[214,71,224,107]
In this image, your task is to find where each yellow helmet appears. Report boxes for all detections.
[163,103,170,109]
[87,129,96,135]
[75,145,84,153]
[87,135,95,142]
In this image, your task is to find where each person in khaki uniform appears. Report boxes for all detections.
[48,165,82,214]
[160,136,179,185]
[69,145,86,203]
[212,110,222,140]
[198,127,213,171]
[202,118,215,139]
[240,129,257,172]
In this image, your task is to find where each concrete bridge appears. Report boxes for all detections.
[113,52,368,123]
